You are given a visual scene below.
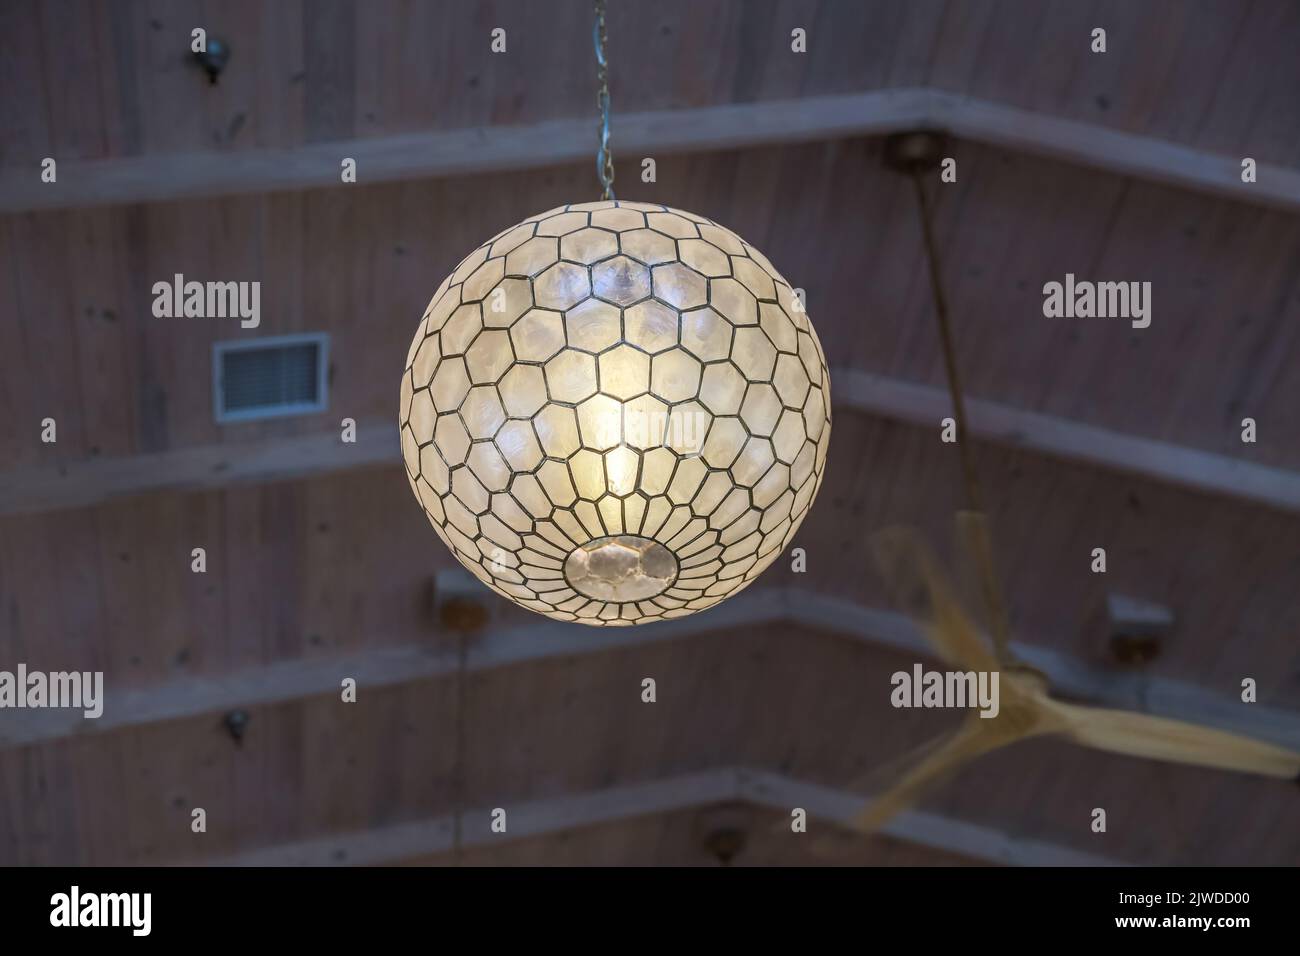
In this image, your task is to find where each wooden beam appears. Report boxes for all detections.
[0,422,400,517]
[928,91,1298,211]
[7,586,1295,755]
[213,769,739,866]
[210,766,1123,867]
[7,367,1300,518]
[0,90,927,212]
[835,368,1300,514]
[736,770,1120,868]
[788,590,1300,749]
[0,588,787,748]
[4,88,1297,214]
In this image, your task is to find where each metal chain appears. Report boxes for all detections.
[594,0,615,200]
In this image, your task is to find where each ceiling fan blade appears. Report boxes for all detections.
[1049,700,1300,779]
[871,526,1000,672]
[850,716,1029,834]
[953,510,1014,654]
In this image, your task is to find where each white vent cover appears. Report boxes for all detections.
[213,334,329,423]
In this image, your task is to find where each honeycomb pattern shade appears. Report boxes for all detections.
[400,200,831,626]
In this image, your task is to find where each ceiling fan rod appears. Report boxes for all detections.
[890,134,1017,665]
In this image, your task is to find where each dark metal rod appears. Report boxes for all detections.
[910,170,1015,661]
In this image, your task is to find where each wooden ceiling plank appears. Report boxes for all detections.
[835,369,1300,514]
[929,91,1300,210]
[212,768,738,866]
[5,363,1298,518]
[0,420,401,516]
[0,590,785,749]
[6,586,1294,754]
[4,88,1297,213]
[737,770,1120,868]
[209,765,1123,867]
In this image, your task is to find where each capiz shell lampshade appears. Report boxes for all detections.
[400,200,831,626]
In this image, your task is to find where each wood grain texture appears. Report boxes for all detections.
[4,412,1299,736]
[402,804,988,867]
[4,1,1296,166]
[212,767,1116,867]
[6,88,1300,212]
[1,0,1297,870]
[4,140,1299,474]
[2,623,1290,866]
[5,583,1292,752]
[9,362,1299,517]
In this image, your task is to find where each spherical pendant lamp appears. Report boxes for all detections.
[399,200,831,626]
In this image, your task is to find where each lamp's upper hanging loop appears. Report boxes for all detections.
[594,0,615,200]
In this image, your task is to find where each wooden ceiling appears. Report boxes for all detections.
[6,141,1300,468]
[1,0,1298,866]
[4,1,1298,165]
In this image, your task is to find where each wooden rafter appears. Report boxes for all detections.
[3,89,1297,213]
[210,765,1123,867]
[834,370,1300,514]
[6,587,1294,752]
[4,367,1298,518]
